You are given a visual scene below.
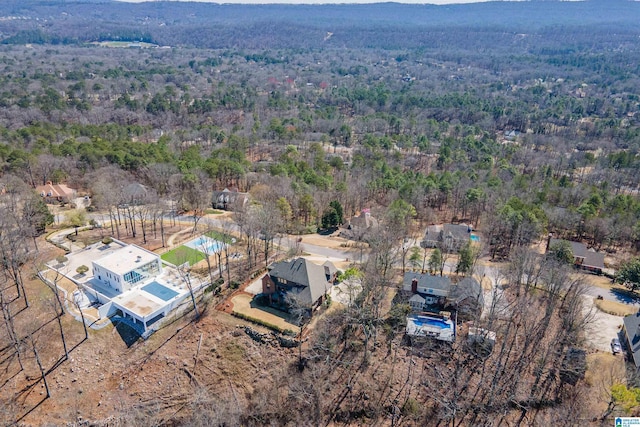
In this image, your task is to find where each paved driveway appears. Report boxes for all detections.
[583,295,623,353]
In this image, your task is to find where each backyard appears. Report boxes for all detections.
[161,231,234,267]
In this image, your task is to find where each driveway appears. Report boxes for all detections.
[582,282,640,308]
[583,295,623,353]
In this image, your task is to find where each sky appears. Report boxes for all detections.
[115,0,495,4]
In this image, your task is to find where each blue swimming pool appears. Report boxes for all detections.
[412,316,451,329]
[185,236,224,254]
[470,234,480,242]
[142,281,179,301]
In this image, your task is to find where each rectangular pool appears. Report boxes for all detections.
[184,235,224,254]
[406,314,455,342]
[142,281,179,301]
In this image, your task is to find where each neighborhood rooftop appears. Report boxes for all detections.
[623,313,640,368]
[549,238,605,271]
[267,258,336,307]
[93,244,159,276]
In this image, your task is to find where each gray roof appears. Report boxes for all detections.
[549,238,605,270]
[268,258,336,306]
[409,294,426,304]
[212,188,249,208]
[624,313,640,368]
[422,224,471,248]
[403,272,452,297]
[348,212,378,230]
[123,182,151,203]
[450,277,484,306]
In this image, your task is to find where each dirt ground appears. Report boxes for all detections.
[3,256,297,426]
[584,352,626,417]
[299,233,350,249]
[5,219,632,425]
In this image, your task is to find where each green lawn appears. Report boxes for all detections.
[161,245,206,266]
[205,230,235,244]
[205,208,224,215]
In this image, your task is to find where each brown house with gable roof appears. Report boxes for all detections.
[36,181,77,204]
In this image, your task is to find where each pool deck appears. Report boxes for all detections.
[115,291,161,317]
[45,237,203,329]
[406,313,456,342]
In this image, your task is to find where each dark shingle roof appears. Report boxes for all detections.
[549,238,605,270]
[450,277,483,306]
[268,258,335,306]
[403,272,452,295]
[422,224,471,248]
[624,313,640,368]
[212,188,249,209]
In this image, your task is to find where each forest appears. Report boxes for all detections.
[0,0,639,426]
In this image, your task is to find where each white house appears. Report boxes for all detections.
[92,245,162,293]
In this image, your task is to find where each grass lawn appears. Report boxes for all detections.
[205,230,234,244]
[231,293,300,333]
[205,208,224,215]
[594,298,637,317]
[161,245,206,266]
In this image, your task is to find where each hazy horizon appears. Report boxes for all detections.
[114,0,495,4]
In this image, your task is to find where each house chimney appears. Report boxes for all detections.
[411,278,418,294]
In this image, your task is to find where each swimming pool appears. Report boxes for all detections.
[142,281,179,301]
[411,316,451,329]
[470,234,480,242]
[406,314,455,342]
[185,235,224,254]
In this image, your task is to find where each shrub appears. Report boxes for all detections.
[56,255,68,264]
[102,236,113,245]
[336,267,362,282]
[231,311,286,333]
[324,293,332,308]
[76,265,89,275]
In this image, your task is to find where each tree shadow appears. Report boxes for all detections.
[318,228,338,236]
[15,394,48,424]
[45,354,69,376]
[0,359,22,390]
[610,288,640,306]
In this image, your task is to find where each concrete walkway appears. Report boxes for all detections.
[47,225,94,252]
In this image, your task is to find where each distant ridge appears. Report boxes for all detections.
[1,0,639,49]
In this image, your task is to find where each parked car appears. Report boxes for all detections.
[611,338,622,355]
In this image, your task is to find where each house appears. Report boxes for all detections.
[36,181,77,204]
[622,313,640,369]
[92,244,162,293]
[421,223,472,252]
[402,272,483,320]
[45,239,204,334]
[341,209,378,240]
[212,188,249,211]
[122,182,152,205]
[403,272,451,311]
[347,210,378,230]
[548,238,605,274]
[448,277,484,321]
[261,258,337,314]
